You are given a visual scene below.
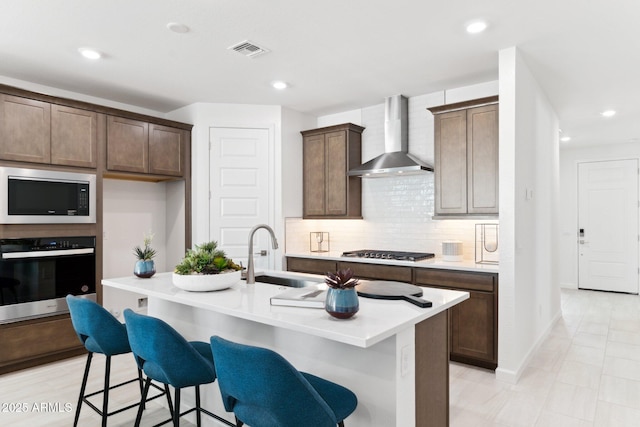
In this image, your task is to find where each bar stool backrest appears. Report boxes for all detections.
[124,309,216,389]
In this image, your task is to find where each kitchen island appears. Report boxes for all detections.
[102,272,468,427]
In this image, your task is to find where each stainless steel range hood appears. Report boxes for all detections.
[348,95,434,177]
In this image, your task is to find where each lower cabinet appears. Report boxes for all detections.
[287,257,337,275]
[0,314,85,374]
[286,256,498,370]
[414,268,498,370]
[337,261,412,283]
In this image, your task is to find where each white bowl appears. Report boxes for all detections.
[172,271,241,292]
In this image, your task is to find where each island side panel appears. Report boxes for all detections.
[415,310,449,427]
[149,297,403,427]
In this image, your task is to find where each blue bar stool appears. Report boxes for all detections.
[210,335,358,427]
[124,309,234,427]
[66,295,167,427]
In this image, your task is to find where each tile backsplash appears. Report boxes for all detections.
[285,174,497,260]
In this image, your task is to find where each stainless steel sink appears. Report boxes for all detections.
[251,274,322,288]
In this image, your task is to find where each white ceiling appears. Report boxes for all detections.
[2,0,639,147]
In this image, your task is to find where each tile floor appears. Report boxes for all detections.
[450,288,640,426]
[1,288,640,426]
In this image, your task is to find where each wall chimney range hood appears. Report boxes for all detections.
[348,95,433,178]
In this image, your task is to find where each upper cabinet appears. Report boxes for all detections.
[428,96,499,217]
[0,94,97,168]
[301,123,364,219]
[107,116,185,178]
[51,105,98,168]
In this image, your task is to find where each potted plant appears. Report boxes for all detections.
[324,268,360,319]
[133,233,156,278]
[173,241,243,291]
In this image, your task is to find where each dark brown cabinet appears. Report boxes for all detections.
[107,116,185,178]
[414,268,498,369]
[287,255,498,370]
[51,104,97,168]
[0,94,51,164]
[429,97,499,216]
[338,261,412,283]
[0,314,84,374]
[287,257,337,275]
[0,94,98,168]
[301,123,364,219]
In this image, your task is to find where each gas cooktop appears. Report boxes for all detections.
[341,250,435,261]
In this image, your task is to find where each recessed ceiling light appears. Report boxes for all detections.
[560,136,571,142]
[466,21,488,34]
[601,110,616,117]
[167,22,190,34]
[272,81,288,90]
[78,48,102,60]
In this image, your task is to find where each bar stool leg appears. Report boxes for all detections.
[137,368,146,410]
[173,388,181,427]
[134,377,152,427]
[74,352,93,427]
[195,385,202,426]
[164,384,174,417]
[102,356,111,427]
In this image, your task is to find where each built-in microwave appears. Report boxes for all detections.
[0,167,96,224]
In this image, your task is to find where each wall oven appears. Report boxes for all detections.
[0,236,96,323]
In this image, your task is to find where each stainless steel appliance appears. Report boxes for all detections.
[0,236,96,323]
[348,95,434,177]
[341,249,434,261]
[0,166,96,224]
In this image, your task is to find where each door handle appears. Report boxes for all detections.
[254,250,268,256]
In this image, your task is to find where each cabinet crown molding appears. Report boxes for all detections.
[427,96,498,115]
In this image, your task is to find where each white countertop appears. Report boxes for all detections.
[286,251,500,273]
[102,271,468,348]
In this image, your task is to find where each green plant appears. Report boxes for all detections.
[325,268,359,289]
[133,233,156,261]
[174,241,242,275]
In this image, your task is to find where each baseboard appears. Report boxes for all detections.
[495,308,563,384]
[559,282,577,289]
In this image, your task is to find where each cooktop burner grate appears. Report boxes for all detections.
[341,249,435,261]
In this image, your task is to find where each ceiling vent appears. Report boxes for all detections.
[228,40,269,58]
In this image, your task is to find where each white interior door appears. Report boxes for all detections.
[578,159,639,293]
[209,127,273,271]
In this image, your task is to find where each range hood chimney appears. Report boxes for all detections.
[348,95,434,177]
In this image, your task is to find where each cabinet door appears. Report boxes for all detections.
[0,94,51,164]
[467,104,499,214]
[0,315,81,366]
[450,290,496,368]
[107,116,148,173]
[303,134,326,216]
[338,261,412,283]
[434,110,467,215]
[287,257,337,275]
[51,105,97,168]
[149,124,183,177]
[325,130,348,216]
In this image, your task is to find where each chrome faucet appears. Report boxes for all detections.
[246,224,279,284]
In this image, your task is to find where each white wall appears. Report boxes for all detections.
[496,47,561,383]
[559,142,640,288]
[102,179,171,318]
[285,81,499,260]
[166,103,314,270]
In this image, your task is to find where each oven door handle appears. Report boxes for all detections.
[2,248,95,259]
